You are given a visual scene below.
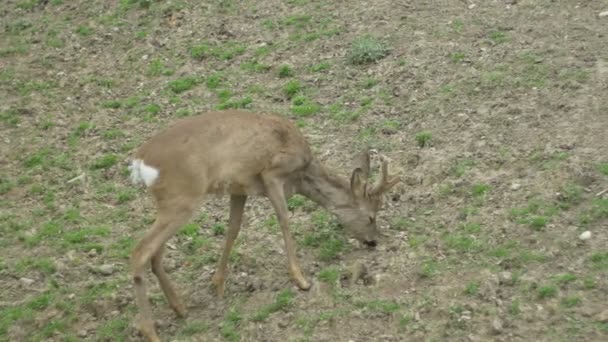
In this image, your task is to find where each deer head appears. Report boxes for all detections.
[334,150,401,247]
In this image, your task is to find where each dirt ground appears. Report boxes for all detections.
[1,0,607,341]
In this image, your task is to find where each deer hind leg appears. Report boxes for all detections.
[212,194,247,298]
[151,243,185,317]
[262,173,311,290]
[131,201,196,341]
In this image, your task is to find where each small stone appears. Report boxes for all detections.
[579,231,591,241]
[492,318,504,334]
[599,10,608,18]
[87,249,98,257]
[510,183,521,191]
[78,330,88,338]
[498,271,514,285]
[597,310,608,323]
[468,4,476,9]
[98,264,115,276]
[19,277,35,286]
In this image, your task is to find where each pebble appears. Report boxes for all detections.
[78,330,88,337]
[579,231,591,241]
[492,318,504,334]
[98,264,115,276]
[510,183,521,191]
[498,271,514,285]
[599,11,608,18]
[19,277,35,286]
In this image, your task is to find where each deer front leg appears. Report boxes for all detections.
[212,195,247,297]
[263,176,311,290]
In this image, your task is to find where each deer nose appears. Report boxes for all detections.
[363,240,377,248]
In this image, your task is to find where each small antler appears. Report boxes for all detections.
[369,155,400,196]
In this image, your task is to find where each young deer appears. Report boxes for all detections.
[128,110,399,341]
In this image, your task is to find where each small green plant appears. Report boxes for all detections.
[147,58,174,77]
[144,103,161,115]
[347,36,389,64]
[317,267,340,284]
[101,100,121,109]
[212,223,225,236]
[451,158,475,177]
[168,77,199,93]
[310,62,330,72]
[76,25,93,36]
[240,60,270,73]
[599,162,608,176]
[180,321,208,336]
[415,131,432,147]
[91,154,118,170]
[451,52,466,62]
[538,285,557,299]
[589,252,608,270]
[554,273,577,286]
[509,299,520,315]
[206,72,223,89]
[278,65,294,78]
[283,80,303,98]
[252,288,295,322]
[471,183,490,197]
[290,96,320,117]
[221,307,242,341]
[488,30,508,44]
[464,281,480,296]
[419,259,438,278]
[190,44,210,60]
[561,296,581,308]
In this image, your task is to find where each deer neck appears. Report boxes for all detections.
[296,159,353,210]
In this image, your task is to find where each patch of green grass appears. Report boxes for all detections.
[278,65,294,78]
[212,223,225,236]
[561,296,581,308]
[217,96,253,110]
[190,43,210,60]
[284,14,312,29]
[241,60,270,73]
[443,233,481,252]
[98,317,129,341]
[598,162,608,176]
[143,103,161,115]
[0,178,14,196]
[557,183,582,208]
[206,72,223,89]
[589,252,608,270]
[310,62,330,72]
[347,35,389,64]
[27,292,54,311]
[554,273,577,286]
[415,131,432,147]
[252,288,295,322]
[168,76,200,93]
[91,154,118,170]
[147,58,174,77]
[317,267,340,284]
[221,307,242,341]
[15,257,56,275]
[76,25,93,36]
[101,100,122,109]
[538,285,558,299]
[287,194,310,211]
[488,30,508,44]
[509,199,558,230]
[451,52,466,63]
[180,321,208,336]
[464,281,480,296]
[290,96,320,117]
[301,211,345,260]
[509,299,520,315]
[471,183,490,197]
[64,226,111,245]
[361,78,378,89]
[450,158,475,177]
[419,259,438,278]
[283,80,303,98]
[0,108,20,127]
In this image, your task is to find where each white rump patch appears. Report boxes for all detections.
[129,159,159,187]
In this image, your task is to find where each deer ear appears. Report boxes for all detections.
[350,168,367,199]
[354,149,370,178]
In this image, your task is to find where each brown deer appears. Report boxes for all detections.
[128,110,400,341]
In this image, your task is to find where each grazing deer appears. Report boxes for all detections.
[128,110,399,341]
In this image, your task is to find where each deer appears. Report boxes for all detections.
[127,110,400,341]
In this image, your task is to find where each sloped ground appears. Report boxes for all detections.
[1,0,607,341]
